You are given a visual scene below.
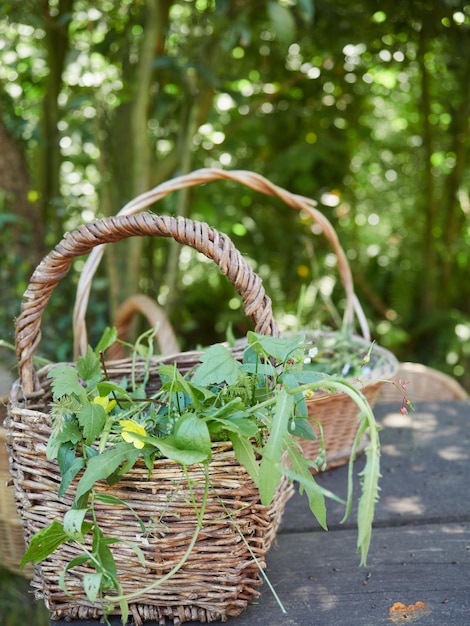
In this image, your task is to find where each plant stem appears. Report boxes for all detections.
[103,464,210,604]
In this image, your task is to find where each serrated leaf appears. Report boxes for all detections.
[75,443,140,501]
[76,346,102,388]
[21,520,68,568]
[83,572,103,603]
[258,389,293,504]
[192,344,242,386]
[77,403,107,446]
[357,444,381,565]
[48,365,87,402]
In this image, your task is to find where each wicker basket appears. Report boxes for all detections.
[6,213,293,624]
[73,169,398,470]
[1,393,34,577]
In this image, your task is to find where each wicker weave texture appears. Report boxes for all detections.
[7,214,291,624]
[8,402,292,623]
[377,362,468,403]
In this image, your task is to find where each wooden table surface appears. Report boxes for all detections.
[51,400,470,626]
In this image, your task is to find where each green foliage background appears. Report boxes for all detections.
[1,0,469,382]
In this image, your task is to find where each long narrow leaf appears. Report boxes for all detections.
[258,389,293,504]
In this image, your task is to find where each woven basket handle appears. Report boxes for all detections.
[16,214,277,395]
[73,169,368,358]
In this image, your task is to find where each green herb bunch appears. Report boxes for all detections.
[21,327,381,624]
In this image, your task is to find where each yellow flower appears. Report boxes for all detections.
[119,420,147,449]
[93,396,117,413]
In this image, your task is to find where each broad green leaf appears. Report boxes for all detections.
[76,346,102,388]
[63,508,89,542]
[229,432,259,485]
[174,413,211,457]
[93,525,117,578]
[96,381,131,400]
[20,520,68,568]
[246,331,303,363]
[192,343,242,386]
[83,572,103,603]
[258,389,293,505]
[209,414,259,439]
[57,442,78,479]
[289,418,317,441]
[58,456,86,497]
[48,365,86,403]
[77,403,107,446]
[95,326,118,354]
[144,434,209,465]
[75,443,140,501]
[281,371,308,417]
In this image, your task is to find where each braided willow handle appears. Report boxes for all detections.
[16,213,278,395]
[73,168,368,358]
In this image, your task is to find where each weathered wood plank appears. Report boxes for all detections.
[49,402,470,625]
[51,521,470,626]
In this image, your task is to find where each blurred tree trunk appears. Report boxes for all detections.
[0,116,43,263]
[35,0,73,243]
[103,0,175,320]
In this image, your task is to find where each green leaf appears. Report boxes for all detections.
[48,365,87,403]
[76,346,102,388]
[173,413,212,457]
[20,520,68,568]
[258,389,293,505]
[77,403,107,446]
[357,444,381,566]
[267,1,296,44]
[289,417,317,441]
[159,364,211,408]
[59,554,92,596]
[75,443,140,501]
[83,572,103,603]
[58,455,86,497]
[63,508,89,542]
[247,331,302,363]
[286,445,328,530]
[229,432,259,485]
[144,434,209,465]
[192,343,242,386]
[93,525,118,578]
[95,326,118,354]
[94,493,146,533]
[96,381,131,400]
[57,442,78,478]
